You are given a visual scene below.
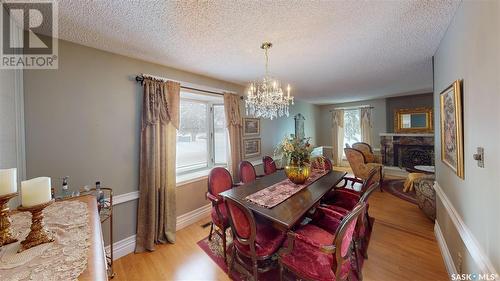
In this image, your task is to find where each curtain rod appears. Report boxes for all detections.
[329,105,374,112]
[135,74,241,98]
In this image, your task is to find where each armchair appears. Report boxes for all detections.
[352,142,381,164]
[344,148,383,189]
[413,175,436,221]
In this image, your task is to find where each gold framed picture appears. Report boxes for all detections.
[243,138,261,158]
[439,80,464,179]
[243,118,260,136]
[394,107,433,133]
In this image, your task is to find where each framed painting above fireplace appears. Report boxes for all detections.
[439,80,464,179]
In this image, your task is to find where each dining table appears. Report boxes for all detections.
[220,170,347,231]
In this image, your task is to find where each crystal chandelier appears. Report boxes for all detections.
[245,42,294,120]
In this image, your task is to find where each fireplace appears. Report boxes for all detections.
[380,133,434,168]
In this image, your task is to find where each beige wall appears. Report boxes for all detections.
[434,0,500,273]
[23,38,320,244]
[317,98,387,149]
[23,39,244,243]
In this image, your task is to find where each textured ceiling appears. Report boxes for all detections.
[54,0,460,104]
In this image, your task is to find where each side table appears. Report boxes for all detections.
[89,187,115,279]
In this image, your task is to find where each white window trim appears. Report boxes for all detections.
[176,94,227,184]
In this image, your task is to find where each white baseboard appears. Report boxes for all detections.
[106,204,211,260]
[176,203,211,231]
[105,235,136,260]
[435,220,458,276]
[434,182,498,275]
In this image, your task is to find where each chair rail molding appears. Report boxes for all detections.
[112,191,139,205]
[434,182,498,275]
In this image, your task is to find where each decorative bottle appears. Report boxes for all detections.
[95,181,104,211]
[62,176,70,198]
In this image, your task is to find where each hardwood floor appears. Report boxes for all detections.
[113,174,448,281]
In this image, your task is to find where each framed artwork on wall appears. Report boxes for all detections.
[243,118,260,136]
[439,80,464,179]
[243,138,261,158]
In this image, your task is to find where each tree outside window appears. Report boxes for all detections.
[343,109,361,149]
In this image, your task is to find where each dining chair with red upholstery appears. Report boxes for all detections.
[311,156,333,171]
[225,197,286,280]
[262,156,282,175]
[206,167,234,264]
[278,203,366,281]
[323,167,380,212]
[238,160,264,184]
[319,181,380,261]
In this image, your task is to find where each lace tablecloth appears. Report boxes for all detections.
[245,170,329,208]
[0,201,90,281]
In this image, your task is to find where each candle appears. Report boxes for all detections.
[0,168,17,196]
[287,84,291,98]
[21,177,52,207]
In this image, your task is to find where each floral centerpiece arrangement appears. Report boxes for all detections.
[275,135,314,184]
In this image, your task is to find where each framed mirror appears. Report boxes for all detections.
[394,107,433,133]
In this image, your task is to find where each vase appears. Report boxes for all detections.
[285,163,311,184]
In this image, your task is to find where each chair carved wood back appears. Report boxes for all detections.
[225,197,257,255]
[262,156,278,175]
[333,203,366,280]
[360,168,380,194]
[311,156,333,171]
[208,167,233,201]
[239,161,257,184]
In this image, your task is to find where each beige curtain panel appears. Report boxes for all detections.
[360,108,373,145]
[136,79,180,253]
[223,93,242,180]
[332,109,345,166]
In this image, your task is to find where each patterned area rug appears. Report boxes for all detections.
[382,179,418,205]
[196,230,277,281]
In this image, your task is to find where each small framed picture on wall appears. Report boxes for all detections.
[243,138,261,159]
[243,118,260,136]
